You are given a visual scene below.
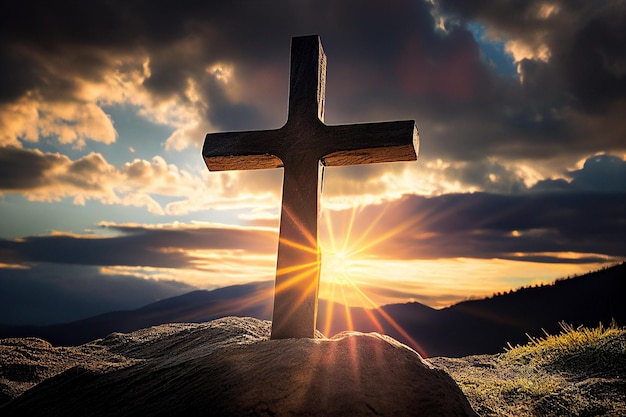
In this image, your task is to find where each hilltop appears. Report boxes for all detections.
[0,318,477,416]
[1,318,624,416]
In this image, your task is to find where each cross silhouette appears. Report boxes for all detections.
[203,35,418,339]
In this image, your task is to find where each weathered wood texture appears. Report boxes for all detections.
[203,35,419,339]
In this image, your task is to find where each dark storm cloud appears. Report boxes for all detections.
[472,0,626,111]
[0,147,118,198]
[0,224,277,268]
[338,190,626,263]
[327,157,626,262]
[0,147,54,189]
[1,0,624,163]
[534,154,626,193]
[434,0,626,110]
[566,154,626,192]
[442,158,528,193]
[203,73,267,132]
[566,4,626,109]
[439,153,626,195]
[0,45,39,104]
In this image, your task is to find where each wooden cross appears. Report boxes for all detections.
[203,35,419,339]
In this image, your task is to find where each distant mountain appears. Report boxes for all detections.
[1,264,623,357]
[360,263,626,356]
[0,281,275,346]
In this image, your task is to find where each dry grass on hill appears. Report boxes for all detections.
[430,322,626,417]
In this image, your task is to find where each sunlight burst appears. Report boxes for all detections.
[317,203,427,355]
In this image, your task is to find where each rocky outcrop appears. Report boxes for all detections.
[1,317,477,416]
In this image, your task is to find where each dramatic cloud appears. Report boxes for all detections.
[434,0,626,107]
[323,154,626,264]
[0,147,282,215]
[431,0,626,158]
[0,0,622,164]
[328,190,626,263]
[0,222,277,269]
[0,147,119,204]
[4,172,624,274]
[534,154,626,193]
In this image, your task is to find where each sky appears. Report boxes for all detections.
[1,0,625,326]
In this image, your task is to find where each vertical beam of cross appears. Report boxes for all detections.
[203,35,419,339]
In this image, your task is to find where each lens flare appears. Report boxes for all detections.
[318,204,427,355]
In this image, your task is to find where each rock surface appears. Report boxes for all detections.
[1,317,477,416]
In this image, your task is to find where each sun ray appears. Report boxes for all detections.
[273,266,321,320]
[277,237,319,255]
[317,202,430,356]
[376,307,426,356]
[368,300,423,354]
[274,264,318,292]
[363,308,384,334]
[350,216,420,257]
[345,276,426,355]
[339,279,354,331]
[322,280,338,336]
[276,260,319,276]
[348,203,393,251]
[280,204,318,248]
[341,204,360,253]
[323,208,339,254]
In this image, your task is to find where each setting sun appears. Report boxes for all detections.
[320,250,374,307]
[319,205,379,309]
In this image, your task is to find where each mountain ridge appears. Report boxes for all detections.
[1,263,623,357]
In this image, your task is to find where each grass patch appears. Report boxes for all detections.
[431,322,626,416]
[505,321,626,378]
